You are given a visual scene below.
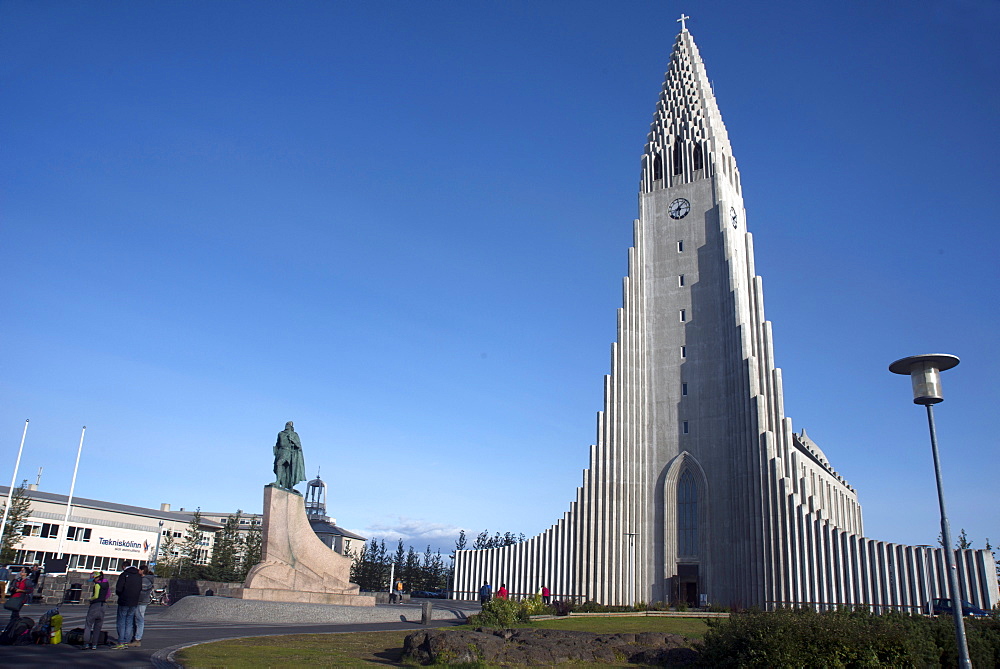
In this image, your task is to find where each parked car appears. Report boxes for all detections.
[410,589,448,599]
[931,598,990,617]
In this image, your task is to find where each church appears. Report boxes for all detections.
[452,20,999,611]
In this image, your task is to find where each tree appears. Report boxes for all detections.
[350,538,388,591]
[239,516,262,581]
[178,508,206,578]
[207,512,244,583]
[0,480,31,564]
[153,531,177,577]
[403,545,420,590]
[473,530,491,550]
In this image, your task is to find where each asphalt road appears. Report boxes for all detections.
[0,598,479,667]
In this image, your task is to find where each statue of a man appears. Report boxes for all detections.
[273,421,306,490]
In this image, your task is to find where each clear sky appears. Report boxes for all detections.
[2,1,998,557]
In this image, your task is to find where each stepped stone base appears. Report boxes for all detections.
[237,484,374,607]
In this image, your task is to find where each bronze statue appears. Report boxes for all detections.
[273,421,306,490]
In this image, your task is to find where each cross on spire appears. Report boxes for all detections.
[677,13,690,31]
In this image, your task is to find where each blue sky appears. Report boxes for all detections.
[2,0,998,557]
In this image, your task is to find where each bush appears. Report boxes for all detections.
[696,608,1000,668]
[552,600,575,616]
[519,593,552,616]
[467,597,530,628]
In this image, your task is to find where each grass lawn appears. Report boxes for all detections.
[174,617,709,667]
[525,615,710,639]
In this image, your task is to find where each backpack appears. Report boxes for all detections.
[64,626,86,646]
[0,617,34,646]
[32,608,59,644]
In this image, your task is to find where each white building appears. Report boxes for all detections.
[453,23,1000,612]
[2,485,221,574]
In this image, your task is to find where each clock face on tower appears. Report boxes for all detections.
[730,207,738,228]
[669,198,691,219]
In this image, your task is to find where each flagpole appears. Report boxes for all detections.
[0,419,30,559]
[57,426,86,560]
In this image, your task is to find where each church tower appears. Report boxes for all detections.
[453,20,999,611]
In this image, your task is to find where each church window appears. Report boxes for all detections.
[678,274,685,286]
[681,346,687,358]
[678,470,698,556]
[677,240,684,252]
[679,309,686,322]
[693,143,704,170]
[682,421,689,434]
[672,141,684,175]
[682,383,688,396]
[653,153,663,180]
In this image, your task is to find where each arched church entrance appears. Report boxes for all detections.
[662,453,709,607]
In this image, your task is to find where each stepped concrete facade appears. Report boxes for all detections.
[453,26,999,611]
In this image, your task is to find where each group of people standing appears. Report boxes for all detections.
[478,582,551,605]
[83,564,155,649]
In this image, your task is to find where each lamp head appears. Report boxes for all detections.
[888,354,960,405]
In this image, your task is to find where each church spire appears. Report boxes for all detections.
[641,28,739,195]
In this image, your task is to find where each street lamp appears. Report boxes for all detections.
[151,520,165,571]
[625,532,637,608]
[889,353,970,669]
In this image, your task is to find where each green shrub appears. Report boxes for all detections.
[467,597,530,628]
[577,600,606,613]
[520,593,552,616]
[696,608,1000,668]
[552,599,575,616]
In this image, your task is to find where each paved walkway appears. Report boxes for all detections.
[0,598,478,667]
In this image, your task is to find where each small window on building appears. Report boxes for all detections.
[679,309,687,322]
[681,346,687,358]
[678,274,685,287]
[683,421,690,434]
[682,383,688,396]
[677,240,684,252]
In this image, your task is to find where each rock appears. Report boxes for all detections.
[402,627,698,666]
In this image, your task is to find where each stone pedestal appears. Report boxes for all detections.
[236,485,374,606]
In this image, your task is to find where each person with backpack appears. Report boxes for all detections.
[131,566,154,647]
[83,570,110,649]
[4,568,33,623]
[113,564,142,649]
[1,569,34,646]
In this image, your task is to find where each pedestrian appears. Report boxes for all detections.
[497,583,508,600]
[131,566,154,647]
[113,564,142,649]
[4,568,32,624]
[478,582,491,604]
[0,565,10,604]
[83,570,110,649]
[541,585,551,605]
[395,580,404,604]
[28,563,42,588]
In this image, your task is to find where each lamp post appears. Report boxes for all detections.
[151,520,165,571]
[625,532,637,607]
[889,353,970,669]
